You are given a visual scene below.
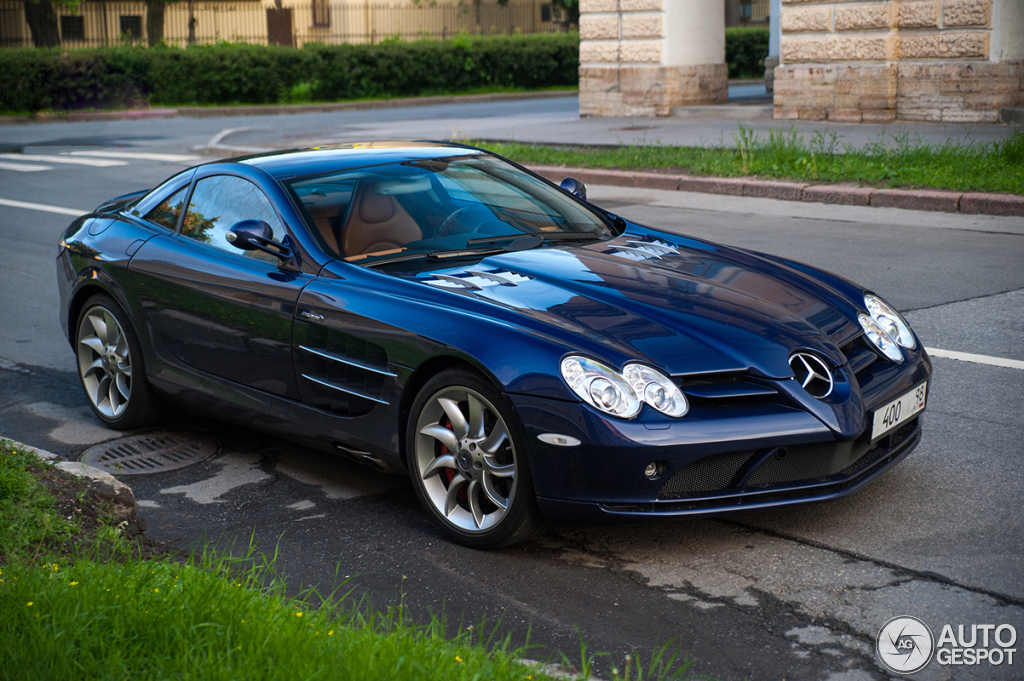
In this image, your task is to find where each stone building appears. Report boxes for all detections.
[578,0,1024,123]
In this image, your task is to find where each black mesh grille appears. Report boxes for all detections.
[659,449,757,499]
[746,439,876,488]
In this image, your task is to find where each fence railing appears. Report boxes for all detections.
[0,0,571,49]
[726,0,770,27]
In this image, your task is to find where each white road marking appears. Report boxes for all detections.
[0,161,52,172]
[69,150,201,163]
[0,153,127,167]
[925,347,1024,370]
[0,198,87,216]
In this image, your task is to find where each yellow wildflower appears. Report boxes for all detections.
[455,656,463,663]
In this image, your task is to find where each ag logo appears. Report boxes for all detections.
[877,616,935,674]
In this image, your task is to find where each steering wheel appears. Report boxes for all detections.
[435,205,479,239]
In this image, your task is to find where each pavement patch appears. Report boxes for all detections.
[160,452,271,504]
[23,401,117,445]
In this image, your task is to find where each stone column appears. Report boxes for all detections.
[579,0,728,117]
[773,0,1024,123]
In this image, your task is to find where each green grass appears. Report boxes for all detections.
[0,442,696,681]
[0,552,564,681]
[0,442,76,563]
[480,126,1024,195]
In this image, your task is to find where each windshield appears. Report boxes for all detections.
[286,154,613,264]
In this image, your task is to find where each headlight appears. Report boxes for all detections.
[858,313,904,363]
[560,357,641,418]
[622,364,688,417]
[560,356,687,419]
[864,293,916,349]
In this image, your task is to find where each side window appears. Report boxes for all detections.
[181,175,285,260]
[145,187,187,231]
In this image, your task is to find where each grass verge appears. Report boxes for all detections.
[480,126,1024,195]
[0,440,696,681]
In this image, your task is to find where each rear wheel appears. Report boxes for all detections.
[75,294,163,430]
[407,369,545,549]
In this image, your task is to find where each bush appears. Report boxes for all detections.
[0,34,580,113]
[725,27,769,79]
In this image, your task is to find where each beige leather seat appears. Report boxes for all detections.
[341,180,423,257]
[302,201,341,255]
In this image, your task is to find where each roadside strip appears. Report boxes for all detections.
[0,89,579,127]
[526,165,1024,218]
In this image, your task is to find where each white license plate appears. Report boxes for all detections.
[871,381,927,441]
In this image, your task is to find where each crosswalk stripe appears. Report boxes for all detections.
[0,198,87,216]
[0,153,127,167]
[0,161,52,172]
[69,150,201,163]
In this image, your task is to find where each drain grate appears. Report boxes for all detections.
[79,432,220,475]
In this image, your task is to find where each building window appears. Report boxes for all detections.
[60,15,85,41]
[312,0,330,28]
[740,2,752,19]
[541,4,551,22]
[120,15,142,40]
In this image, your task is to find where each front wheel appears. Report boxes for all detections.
[407,369,546,549]
[75,294,163,430]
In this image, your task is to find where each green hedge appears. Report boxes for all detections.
[725,27,769,79]
[0,34,580,113]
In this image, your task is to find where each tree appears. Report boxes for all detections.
[22,0,60,47]
[146,0,165,46]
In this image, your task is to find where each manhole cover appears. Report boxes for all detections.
[79,432,220,475]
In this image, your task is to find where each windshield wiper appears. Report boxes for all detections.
[358,235,543,268]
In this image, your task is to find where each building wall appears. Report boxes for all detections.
[774,0,1024,123]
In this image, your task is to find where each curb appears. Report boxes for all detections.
[0,89,579,127]
[6,438,139,521]
[524,165,1024,218]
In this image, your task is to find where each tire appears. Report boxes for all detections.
[406,368,546,549]
[75,294,163,430]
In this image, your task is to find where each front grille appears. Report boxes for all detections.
[658,418,919,500]
[746,438,874,488]
[658,449,757,498]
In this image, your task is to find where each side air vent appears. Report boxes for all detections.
[606,238,680,261]
[425,269,532,290]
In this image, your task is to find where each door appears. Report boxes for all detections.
[129,174,313,400]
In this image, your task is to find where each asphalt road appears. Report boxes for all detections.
[1,102,1022,681]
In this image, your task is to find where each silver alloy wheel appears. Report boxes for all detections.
[77,306,132,419]
[414,387,517,532]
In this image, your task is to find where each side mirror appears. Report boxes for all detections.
[226,220,293,260]
[560,177,587,201]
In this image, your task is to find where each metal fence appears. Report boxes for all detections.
[726,0,770,27]
[0,0,571,49]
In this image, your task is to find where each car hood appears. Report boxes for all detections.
[415,232,862,379]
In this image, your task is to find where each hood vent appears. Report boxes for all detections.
[425,269,532,290]
[606,238,680,262]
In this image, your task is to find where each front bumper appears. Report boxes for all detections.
[511,348,931,523]
[535,416,921,522]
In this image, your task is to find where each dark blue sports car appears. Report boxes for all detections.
[57,143,931,548]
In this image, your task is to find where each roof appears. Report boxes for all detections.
[237,142,485,179]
